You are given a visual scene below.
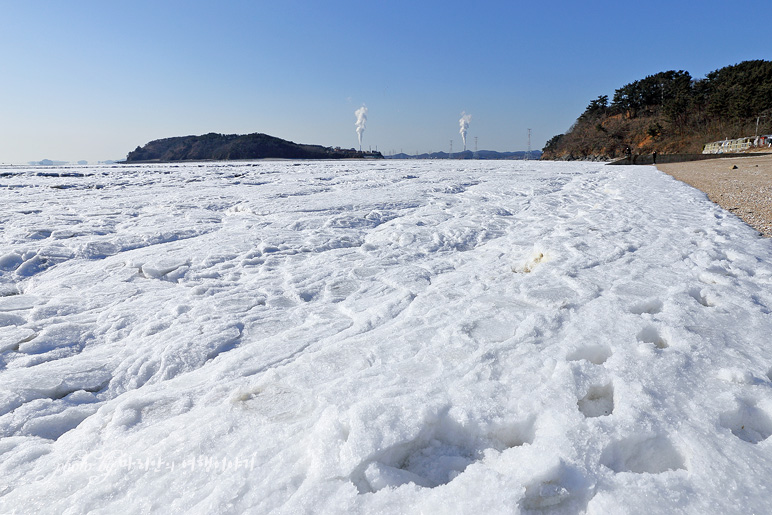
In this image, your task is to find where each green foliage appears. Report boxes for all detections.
[609,70,693,119]
[580,95,609,121]
[701,60,772,119]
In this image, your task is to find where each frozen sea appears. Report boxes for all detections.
[1,159,772,514]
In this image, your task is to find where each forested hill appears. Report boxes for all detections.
[125,133,383,162]
[542,60,772,160]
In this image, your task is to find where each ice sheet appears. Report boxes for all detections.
[1,160,772,514]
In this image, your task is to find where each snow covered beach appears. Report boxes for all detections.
[658,153,772,238]
[1,160,772,513]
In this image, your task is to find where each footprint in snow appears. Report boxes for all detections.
[600,435,687,474]
[629,298,663,315]
[636,326,669,349]
[566,344,611,365]
[518,460,592,513]
[719,398,772,444]
[353,412,535,494]
[577,383,614,418]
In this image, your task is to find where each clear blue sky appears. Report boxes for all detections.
[1,0,769,163]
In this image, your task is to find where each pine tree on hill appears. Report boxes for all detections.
[543,60,772,160]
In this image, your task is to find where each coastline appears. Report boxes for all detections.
[656,154,772,237]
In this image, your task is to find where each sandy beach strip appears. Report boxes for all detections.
[656,154,772,237]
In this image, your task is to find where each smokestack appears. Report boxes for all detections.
[355,106,368,151]
[459,112,471,151]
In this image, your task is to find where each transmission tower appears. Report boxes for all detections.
[525,129,532,160]
[474,137,479,159]
[449,140,453,159]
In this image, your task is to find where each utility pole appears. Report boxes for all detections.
[757,115,766,137]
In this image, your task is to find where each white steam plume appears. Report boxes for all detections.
[459,112,472,151]
[355,106,368,150]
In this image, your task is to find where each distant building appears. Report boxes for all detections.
[703,137,754,154]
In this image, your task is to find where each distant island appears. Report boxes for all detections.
[29,159,69,166]
[28,159,98,166]
[542,60,772,160]
[387,150,541,160]
[125,132,383,162]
